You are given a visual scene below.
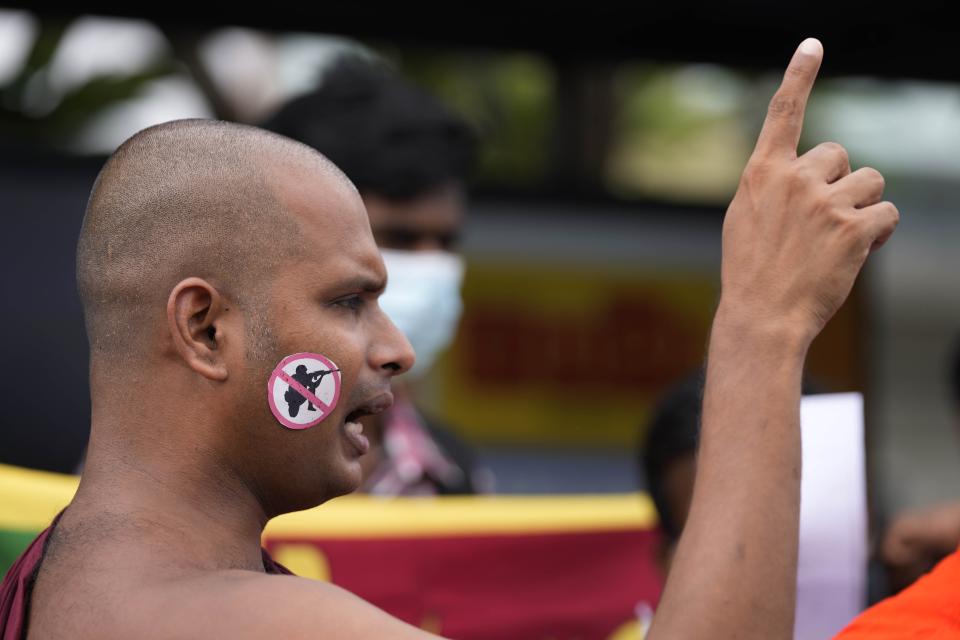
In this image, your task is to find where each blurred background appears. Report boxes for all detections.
[0,3,957,519]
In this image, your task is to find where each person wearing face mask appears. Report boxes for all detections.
[263,53,489,495]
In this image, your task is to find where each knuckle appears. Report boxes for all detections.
[825,142,849,165]
[784,63,808,81]
[790,164,815,188]
[813,191,836,215]
[838,212,865,241]
[742,158,772,182]
[805,181,832,209]
[880,200,900,222]
[863,167,885,190]
[768,93,800,118]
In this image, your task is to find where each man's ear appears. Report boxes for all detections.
[166,277,230,381]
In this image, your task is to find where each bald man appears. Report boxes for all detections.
[0,39,901,639]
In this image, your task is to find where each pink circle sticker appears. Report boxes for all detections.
[267,352,342,430]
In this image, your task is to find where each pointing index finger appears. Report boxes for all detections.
[754,38,823,159]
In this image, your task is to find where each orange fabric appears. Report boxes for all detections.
[835,548,960,639]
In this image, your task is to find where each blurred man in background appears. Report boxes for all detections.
[263,56,488,495]
[640,371,702,579]
[640,371,823,583]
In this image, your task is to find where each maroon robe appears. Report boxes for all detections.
[0,515,293,640]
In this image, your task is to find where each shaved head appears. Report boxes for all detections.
[77,119,352,360]
[69,116,412,519]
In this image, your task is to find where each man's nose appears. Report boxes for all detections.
[374,311,415,376]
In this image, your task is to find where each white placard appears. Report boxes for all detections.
[795,393,867,639]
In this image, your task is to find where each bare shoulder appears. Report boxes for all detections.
[28,509,439,639]
[32,558,440,639]
[138,571,443,640]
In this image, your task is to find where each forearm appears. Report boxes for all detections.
[649,308,809,639]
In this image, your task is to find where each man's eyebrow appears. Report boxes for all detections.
[336,275,386,293]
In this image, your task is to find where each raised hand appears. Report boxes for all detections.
[719,38,898,346]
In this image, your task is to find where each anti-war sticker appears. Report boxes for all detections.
[267,352,341,430]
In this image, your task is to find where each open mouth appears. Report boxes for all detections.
[343,393,394,425]
[344,408,370,424]
[341,394,393,456]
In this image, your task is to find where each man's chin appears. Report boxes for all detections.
[290,472,361,512]
[327,454,365,498]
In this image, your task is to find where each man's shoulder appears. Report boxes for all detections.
[34,565,439,639]
[151,570,439,639]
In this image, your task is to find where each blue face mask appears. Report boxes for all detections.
[378,249,465,379]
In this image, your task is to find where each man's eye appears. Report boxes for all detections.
[334,296,364,311]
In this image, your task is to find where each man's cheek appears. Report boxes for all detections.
[266,352,342,430]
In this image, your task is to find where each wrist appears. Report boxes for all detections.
[712,301,813,362]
